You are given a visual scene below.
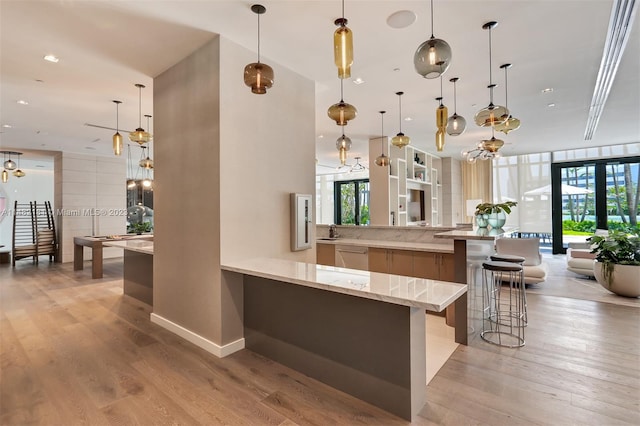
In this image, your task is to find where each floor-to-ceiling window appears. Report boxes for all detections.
[334,179,370,226]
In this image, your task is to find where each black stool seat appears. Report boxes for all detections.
[482,260,523,272]
[490,254,525,263]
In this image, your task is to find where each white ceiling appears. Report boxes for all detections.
[1,1,639,172]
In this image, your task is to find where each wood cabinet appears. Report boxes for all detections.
[367,248,413,276]
[413,251,455,281]
[316,243,335,266]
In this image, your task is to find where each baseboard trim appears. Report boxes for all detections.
[150,313,245,358]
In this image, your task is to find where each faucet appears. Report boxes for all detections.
[329,224,338,239]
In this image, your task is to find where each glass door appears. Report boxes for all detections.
[334,179,370,226]
[552,157,639,253]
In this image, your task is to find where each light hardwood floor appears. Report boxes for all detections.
[1,258,638,425]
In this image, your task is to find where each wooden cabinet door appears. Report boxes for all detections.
[368,248,389,273]
[413,251,439,280]
[438,253,455,282]
[316,243,335,266]
[388,249,414,276]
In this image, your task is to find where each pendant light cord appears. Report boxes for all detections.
[439,75,444,104]
[115,102,119,132]
[504,66,509,109]
[430,0,435,38]
[342,0,345,20]
[398,93,402,132]
[488,27,494,105]
[340,79,344,101]
[257,12,261,63]
[380,111,385,151]
[138,85,142,128]
[453,79,458,113]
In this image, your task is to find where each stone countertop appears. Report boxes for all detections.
[434,227,519,241]
[221,257,467,312]
[103,240,154,255]
[315,238,454,253]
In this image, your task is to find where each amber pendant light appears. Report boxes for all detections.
[434,74,448,152]
[494,63,521,134]
[391,92,410,148]
[375,110,390,167]
[474,21,508,128]
[334,0,353,79]
[12,153,25,178]
[112,100,123,156]
[1,169,7,183]
[414,0,452,79]
[446,77,467,136]
[244,4,274,94]
[327,79,357,125]
[129,84,152,144]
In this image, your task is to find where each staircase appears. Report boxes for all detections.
[11,201,57,266]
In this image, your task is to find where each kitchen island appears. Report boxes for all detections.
[103,239,154,306]
[221,258,467,421]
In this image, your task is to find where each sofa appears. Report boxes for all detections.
[495,237,549,284]
[566,241,596,277]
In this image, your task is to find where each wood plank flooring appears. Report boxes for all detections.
[1,259,639,425]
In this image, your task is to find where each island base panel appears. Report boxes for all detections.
[244,276,426,421]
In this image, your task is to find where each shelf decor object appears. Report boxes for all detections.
[414,0,452,79]
[375,110,390,167]
[494,63,521,134]
[474,21,508,128]
[327,79,357,125]
[129,83,152,144]
[333,0,353,79]
[446,77,467,136]
[244,4,274,95]
[391,92,410,148]
[112,100,123,156]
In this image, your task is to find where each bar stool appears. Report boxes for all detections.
[481,260,525,348]
[490,254,528,325]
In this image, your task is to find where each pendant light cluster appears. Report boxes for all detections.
[1,151,25,182]
[244,4,274,94]
[328,0,357,166]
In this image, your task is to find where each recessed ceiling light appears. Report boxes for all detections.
[353,77,365,85]
[17,100,28,105]
[542,88,554,93]
[35,79,44,83]
[393,68,401,72]
[387,10,417,29]
[2,124,12,128]
[318,134,324,139]
[404,117,413,121]
[547,103,556,107]
[44,55,59,63]
[35,165,45,168]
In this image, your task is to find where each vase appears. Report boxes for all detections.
[594,262,640,297]
[476,214,489,228]
[488,211,506,228]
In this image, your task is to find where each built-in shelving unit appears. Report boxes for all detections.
[369,137,442,226]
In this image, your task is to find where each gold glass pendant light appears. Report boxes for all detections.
[139,145,154,170]
[474,21,508,128]
[334,0,353,79]
[327,79,357,125]
[129,84,152,144]
[112,100,123,156]
[244,4,274,94]
[339,146,348,165]
[446,77,467,136]
[414,0,452,79]
[12,152,25,177]
[1,169,7,183]
[494,63,521,134]
[391,92,410,148]
[434,74,448,152]
[375,110,390,167]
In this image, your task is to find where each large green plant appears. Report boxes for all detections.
[590,229,640,286]
[474,201,517,216]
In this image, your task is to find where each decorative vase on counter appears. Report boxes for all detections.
[488,211,507,228]
[476,214,489,228]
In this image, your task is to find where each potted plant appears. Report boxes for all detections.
[128,221,153,235]
[590,229,640,297]
[474,201,517,228]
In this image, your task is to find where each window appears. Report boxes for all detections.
[334,179,370,225]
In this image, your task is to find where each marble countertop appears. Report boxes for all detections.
[434,227,518,241]
[221,258,467,312]
[315,238,454,253]
[103,240,154,255]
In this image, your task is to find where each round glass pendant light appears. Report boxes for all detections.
[375,111,390,167]
[336,132,352,151]
[244,4,274,94]
[139,146,154,169]
[446,77,467,136]
[112,100,123,156]
[3,156,16,171]
[327,79,357,125]
[391,92,410,148]
[129,84,152,144]
[414,0,451,79]
[334,0,353,79]
[494,63,521,134]
[474,22,508,128]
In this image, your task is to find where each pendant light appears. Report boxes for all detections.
[3,152,16,170]
[129,84,152,144]
[494,63,521,134]
[435,74,448,152]
[336,127,352,166]
[244,4,274,94]
[446,77,467,136]
[414,0,452,79]
[474,21,508,128]
[138,115,154,169]
[391,92,410,148]
[334,0,353,79]
[339,146,348,166]
[12,153,25,178]
[350,157,366,173]
[112,100,123,156]
[1,169,7,183]
[375,110,390,167]
[327,79,357,125]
